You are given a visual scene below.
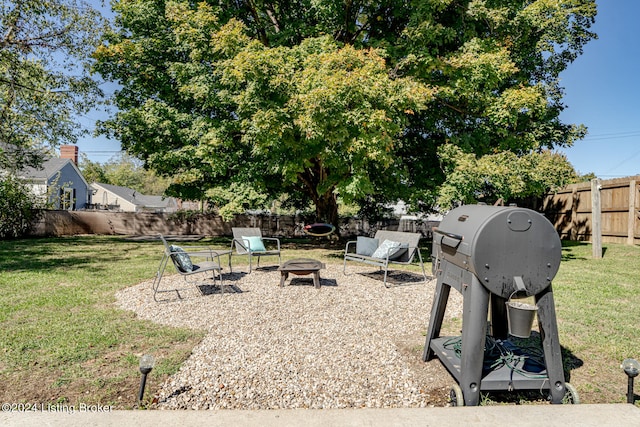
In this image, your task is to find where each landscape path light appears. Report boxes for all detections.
[138,354,155,406]
[621,358,639,404]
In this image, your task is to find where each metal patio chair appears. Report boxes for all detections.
[152,235,231,301]
[230,227,281,273]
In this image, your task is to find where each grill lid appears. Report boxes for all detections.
[434,205,561,297]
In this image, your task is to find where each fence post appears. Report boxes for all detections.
[591,178,602,259]
[628,180,637,246]
[570,187,578,241]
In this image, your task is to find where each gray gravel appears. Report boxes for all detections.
[115,263,462,410]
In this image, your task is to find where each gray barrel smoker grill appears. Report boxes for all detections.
[422,204,578,406]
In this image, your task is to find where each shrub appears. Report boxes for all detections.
[0,175,42,238]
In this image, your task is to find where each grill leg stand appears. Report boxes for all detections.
[422,275,451,362]
[459,275,490,406]
[535,284,566,404]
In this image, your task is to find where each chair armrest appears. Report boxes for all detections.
[179,245,212,251]
[262,237,280,251]
[174,246,228,259]
[232,237,279,252]
[231,237,249,252]
[178,246,217,259]
[387,245,422,264]
[166,245,210,255]
[344,240,357,254]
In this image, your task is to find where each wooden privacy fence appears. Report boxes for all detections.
[35,178,640,245]
[29,210,438,239]
[542,175,640,245]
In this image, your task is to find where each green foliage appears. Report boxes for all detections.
[0,174,42,238]
[93,0,597,223]
[79,154,109,184]
[436,144,579,208]
[577,172,597,182]
[79,153,171,196]
[0,0,107,171]
[205,182,271,221]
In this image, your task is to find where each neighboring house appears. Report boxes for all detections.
[90,182,177,213]
[19,155,91,211]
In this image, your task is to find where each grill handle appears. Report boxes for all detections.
[433,228,463,249]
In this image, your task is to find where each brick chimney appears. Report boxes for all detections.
[60,145,79,165]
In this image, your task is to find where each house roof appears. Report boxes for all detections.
[91,182,175,209]
[19,158,90,188]
[20,158,70,180]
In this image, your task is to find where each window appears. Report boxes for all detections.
[60,188,76,210]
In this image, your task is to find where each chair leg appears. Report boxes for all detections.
[195,278,205,296]
[417,251,428,283]
[152,255,170,302]
[200,268,224,294]
[218,268,224,293]
[152,271,161,302]
[383,265,390,288]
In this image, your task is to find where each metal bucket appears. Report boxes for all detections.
[506,300,538,338]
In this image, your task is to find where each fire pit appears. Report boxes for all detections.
[278,258,326,288]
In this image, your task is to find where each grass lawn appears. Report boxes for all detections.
[0,235,638,407]
[0,236,206,409]
[552,241,640,405]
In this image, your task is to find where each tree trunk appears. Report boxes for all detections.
[315,190,339,232]
[297,158,340,233]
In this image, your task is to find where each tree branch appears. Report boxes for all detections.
[14,26,72,49]
[245,0,270,46]
[265,8,280,33]
[437,98,468,115]
[0,77,69,94]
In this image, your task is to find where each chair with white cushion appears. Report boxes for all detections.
[343,230,427,287]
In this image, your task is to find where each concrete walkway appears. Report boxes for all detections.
[2,404,640,426]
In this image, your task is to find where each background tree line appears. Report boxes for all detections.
[79,153,171,196]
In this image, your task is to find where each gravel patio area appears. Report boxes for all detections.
[115,263,463,410]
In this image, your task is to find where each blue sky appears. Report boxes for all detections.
[78,0,637,179]
[558,1,640,178]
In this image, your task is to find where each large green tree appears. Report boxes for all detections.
[0,0,106,171]
[94,0,596,226]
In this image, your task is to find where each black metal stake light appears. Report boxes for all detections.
[621,358,639,404]
[138,354,155,406]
